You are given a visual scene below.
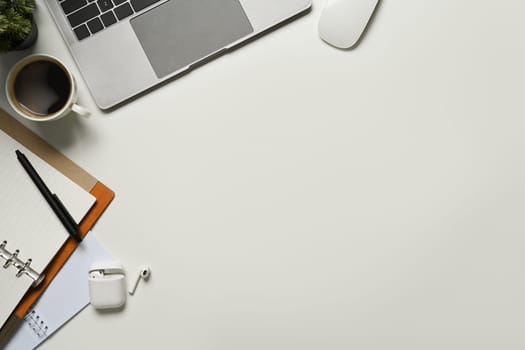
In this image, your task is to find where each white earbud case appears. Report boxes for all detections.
[88,262,127,310]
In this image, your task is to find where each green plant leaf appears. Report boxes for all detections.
[12,0,36,16]
[0,0,35,52]
[0,15,9,34]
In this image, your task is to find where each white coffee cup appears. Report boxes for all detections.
[6,54,90,122]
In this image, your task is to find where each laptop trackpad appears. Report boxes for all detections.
[131,0,254,78]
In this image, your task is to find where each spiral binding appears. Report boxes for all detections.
[24,310,49,339]
[0,240,44,287]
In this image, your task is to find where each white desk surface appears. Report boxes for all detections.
[1,1,525,349]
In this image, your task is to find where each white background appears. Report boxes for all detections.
[1,0,525,349]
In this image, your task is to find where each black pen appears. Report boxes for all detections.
[15,150,83,242]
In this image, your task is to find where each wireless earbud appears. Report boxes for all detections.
[128,265,151,295]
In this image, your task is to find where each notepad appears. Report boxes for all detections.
[0,129,96,328]
[4,233,112,349]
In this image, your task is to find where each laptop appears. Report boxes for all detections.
[44,0,312,109]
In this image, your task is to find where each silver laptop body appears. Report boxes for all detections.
[44,0,312,109]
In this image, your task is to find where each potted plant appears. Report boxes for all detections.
[0,0,37,53]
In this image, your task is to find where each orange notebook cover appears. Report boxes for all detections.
[0,108,114,344]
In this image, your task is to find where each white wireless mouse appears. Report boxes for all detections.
[319,0,379,49]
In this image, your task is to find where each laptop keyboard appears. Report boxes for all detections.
[60,0,162,41]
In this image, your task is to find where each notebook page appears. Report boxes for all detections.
[0,129,96,327]
[0,274,33,328]
[4,233,112,350]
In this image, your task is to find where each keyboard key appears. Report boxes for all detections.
[74,24,90,40]
[97,0,113,12]
[61,0,87,14]
[114,3,133,20]
[67,3,100,28]
[113,0,126,5]
[87,17,104,34]
[101,11,117,27]
[130,0,160,12]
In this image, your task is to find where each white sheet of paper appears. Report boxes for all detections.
[0,129,96,328]
[5,233,112,350]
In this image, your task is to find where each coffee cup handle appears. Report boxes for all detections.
[71,103,91,118]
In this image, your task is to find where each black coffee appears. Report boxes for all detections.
[14,61,71,117]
